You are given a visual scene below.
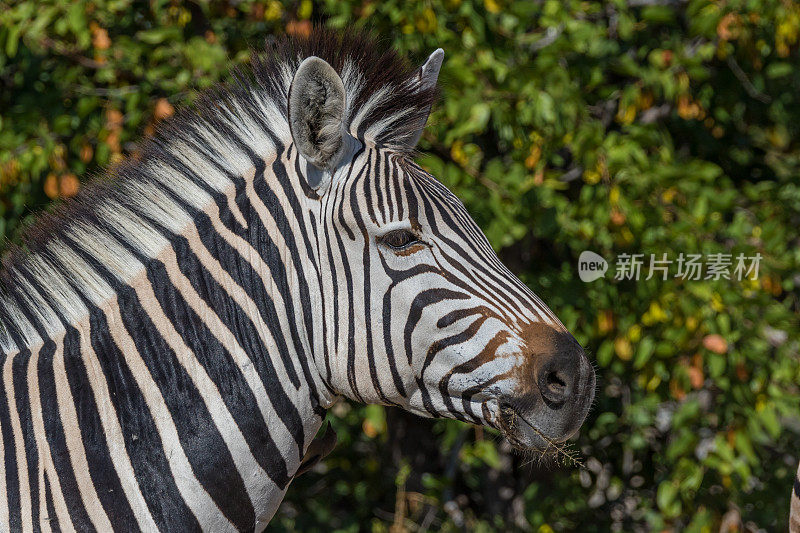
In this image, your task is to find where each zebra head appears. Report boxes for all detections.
[285,42,595,452]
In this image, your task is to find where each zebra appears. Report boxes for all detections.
[0,29,596,531]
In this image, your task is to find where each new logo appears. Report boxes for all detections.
[578,251,608,282]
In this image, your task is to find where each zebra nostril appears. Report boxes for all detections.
[537,357,577,407]
[546,370,567,393]
[542,369,569,403]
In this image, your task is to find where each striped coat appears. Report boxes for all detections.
[0,30,596,531]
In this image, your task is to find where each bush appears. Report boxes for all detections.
[2,1,799,530]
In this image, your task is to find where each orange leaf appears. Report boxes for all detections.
[106,109,124,130]
[736,363,749,381]
[669,378,686,401]
[80,143,93,163]
[702,334,728,354]
[59,174,80,198]
[717,13,741,41]
[362,419,377,438]
[155,98,175,120]
[688,366,704,389]
[598,310,615,334]
[287,20,312,38]
[44,173,59,199]
[105,131,120,153]
[92,27,111,50]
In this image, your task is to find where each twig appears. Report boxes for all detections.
[627,0,687,6]
[39,37,106,70]
[559,166,584,182]
[68,84,141,97]
[530,26,563,52]
[503,406,585,468]
[726,56,771,104]
[639,103,672,124]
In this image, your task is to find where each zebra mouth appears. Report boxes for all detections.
[497,401,567,453]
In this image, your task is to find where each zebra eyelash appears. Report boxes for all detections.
[378,229,424,252]
[380,229,418,249]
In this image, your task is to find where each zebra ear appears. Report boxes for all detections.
[407,48,444,148]
[288,56,347,172]
[415,48,444,90]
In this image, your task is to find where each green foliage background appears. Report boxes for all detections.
[2,0,800,530]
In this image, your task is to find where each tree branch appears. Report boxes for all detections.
[726,56,771,104]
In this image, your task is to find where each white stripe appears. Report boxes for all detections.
[24,344,59,533]
[37,467,49,533]
[180,213,303,464]
[132,271,269,512]
[50,335,114,531]
[97,204,285,506]
[25,340,75,533]
[3,347,33,533]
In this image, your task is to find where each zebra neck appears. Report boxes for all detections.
[0,140,336,461]
[138,147,338,420]
[0,215,329,528]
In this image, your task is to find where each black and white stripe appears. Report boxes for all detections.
[0,29,595,531]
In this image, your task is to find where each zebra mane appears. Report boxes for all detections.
[0,28,439,353]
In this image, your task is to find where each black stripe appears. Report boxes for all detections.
[1,286,53,532]
[382,152,393,221]
[185,129,324,405]
[392,157,404,221]
[414,174,533,319]
[43,471,60,532]
[322,212,341,377]
[404,288,471,365]
[330,148,365,401]
[265,155,325,392]
[411,179,526,322]
[7,278,99,532]
[373,151,386,223]
[62,326,139,530]
[36,339,96,532]
[332,188,362,402]
[309,210,334,384]
[377,257,441,398]
[174,138,329,409]
[423,315,487,375]
[353,162,392,405]
[11,348,39,531]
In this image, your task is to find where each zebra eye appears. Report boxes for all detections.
[381,229,419,250]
